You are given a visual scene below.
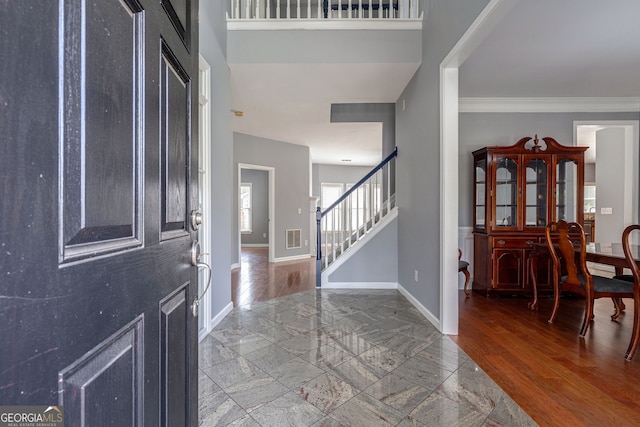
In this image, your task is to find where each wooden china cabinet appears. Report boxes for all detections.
[472,136,587,296]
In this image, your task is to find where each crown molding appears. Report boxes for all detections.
[459,97,640,113]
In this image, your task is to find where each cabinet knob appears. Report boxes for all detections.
[497,240,505,245]
[526,240,534,245]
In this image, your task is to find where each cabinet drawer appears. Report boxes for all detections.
[492,237,537,249]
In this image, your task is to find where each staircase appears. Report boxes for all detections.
[315,148,397,286]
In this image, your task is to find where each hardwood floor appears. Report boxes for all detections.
[231,247,316,307]
[231,249,640,425]
[452,292,640,426]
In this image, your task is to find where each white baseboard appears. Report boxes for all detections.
[241,243,269,248]
[322,282,398,290]
[210,302,233,330]
[273,253,312,263]
[198,301,233,342]
[397,283,441,331]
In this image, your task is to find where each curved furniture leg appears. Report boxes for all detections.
[625,296,640,361]
[528,250,539,310]
[462,269,471,297]
[611,297,624,320]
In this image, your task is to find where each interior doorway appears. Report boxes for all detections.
[574,120,640,250]
[237,164,275,264]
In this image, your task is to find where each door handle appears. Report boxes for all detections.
[190,241,212,317]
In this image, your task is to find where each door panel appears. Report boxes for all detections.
[160,45,190,238]
[0,1,200,425]
[59,317,144,425]
[60,0,143,260]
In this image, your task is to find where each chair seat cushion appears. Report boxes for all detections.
[613,274,634,282]
[459,260,469,270]
[592,275,634,294]
[560,274,633,294]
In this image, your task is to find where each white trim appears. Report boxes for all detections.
[200,301,233,342]
[227,19,422,31]
[440,0,519,336]
[321,207,398,286]
[241,243,269,248]
[230,263,240,270]
[322,282,398,289]
[460,97,640,113]
[197,54,213,339]
[238,163,275,263]
[273,254,312,263]
[397,283,440,330]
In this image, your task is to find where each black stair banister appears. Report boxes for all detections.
[316,147,397,287]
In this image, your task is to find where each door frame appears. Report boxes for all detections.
[238,163,275,263]
[198,54,212,341]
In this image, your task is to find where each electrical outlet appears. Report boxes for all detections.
[601,207,613,215]
[414,269,418,282]
[298,208,302,214]
[263,233,267,238]
[304,240,308,246]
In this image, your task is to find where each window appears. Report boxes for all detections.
[321,183,343,231]
[240,183,252,233]
[584,185,596,214]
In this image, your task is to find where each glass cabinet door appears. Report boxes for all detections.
[474,158,487,230]
[494,156,518,228]
[556,157,580,222]
[524,157,549,228]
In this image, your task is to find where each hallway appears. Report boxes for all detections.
[198,250,534,426]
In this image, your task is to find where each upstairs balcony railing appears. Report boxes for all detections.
[229,0,422,20]
[315,147,397,286]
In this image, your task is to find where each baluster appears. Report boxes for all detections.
[245,0,250,18]
[358,0,363,18]
[331,210,336,263]
[368,0,372,18]
[348,0,352,19]
[266,0,270,18]
[255,0,259,19]
[276,0,280,19]
[287,0,290,19]
[307,0,311,18]
[317,0,321,19]
[297,0,300,18]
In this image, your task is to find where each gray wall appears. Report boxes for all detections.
[327,215,398,283]
[199,2,234,320]
[234,133,311,262]
[241,169,269,246]
[396,0,491,319]
[458,112,640,227]
[596,127,628,244]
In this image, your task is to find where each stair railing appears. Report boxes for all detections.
[316,147,397,287]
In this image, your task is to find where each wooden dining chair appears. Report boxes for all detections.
[545,220,633,336]
[621,224,640,360]
[459,248,471,297]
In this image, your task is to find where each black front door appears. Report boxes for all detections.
[0,0,199,425]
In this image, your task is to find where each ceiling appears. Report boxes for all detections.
[230,0,640,166]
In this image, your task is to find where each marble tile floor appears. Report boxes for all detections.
[198,289,537,426]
